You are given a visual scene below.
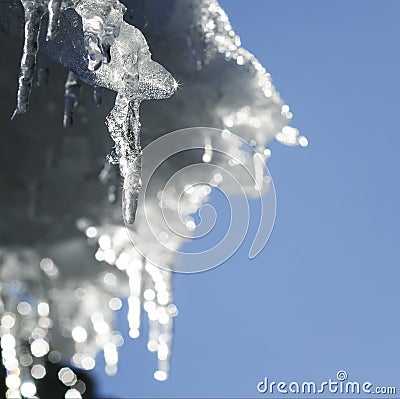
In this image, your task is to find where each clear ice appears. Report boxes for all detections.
[13,0,177,224]
[106,95,143,225]
[8,0,176,392]
[97,19,176,224]
[3,0,308,395]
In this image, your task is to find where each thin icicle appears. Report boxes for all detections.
[126,256,143,338]
[12,0,46,119]
[93,85,104,106]
[35,66,49,86]
[63,71,81,128]
[46,0,62,40]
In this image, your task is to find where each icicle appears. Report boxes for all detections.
[35,66,49,86]
[105,95,142,225]
[46,0,62,40]
[107,185,117,203]
[153,270,174,381]
[203,136,213,163]
[126,257,143,338]
[93,85,103,106]
[121,154,142,225]
[63,71,81,128]
[12,0,45,119]
[140,262,176,381]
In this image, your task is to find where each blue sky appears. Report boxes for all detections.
[92,1,400,397]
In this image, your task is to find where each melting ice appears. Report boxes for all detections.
[2,0,308,397]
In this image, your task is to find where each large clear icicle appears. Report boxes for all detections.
[12,0,45,118]
[98,21,176,224]
[106,95,142,225]
[63,71,81,128]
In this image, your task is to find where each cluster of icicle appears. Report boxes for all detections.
[86,222,177,383]
[1,0,308,398]
[6,0,177,397]
[12,0,177,226]
[0,248,101,399]
[0,226,177,398]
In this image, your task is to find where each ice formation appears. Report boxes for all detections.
[0,0,308,396]
[12,0,177,225]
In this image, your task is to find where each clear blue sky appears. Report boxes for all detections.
[92,1,400,397]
